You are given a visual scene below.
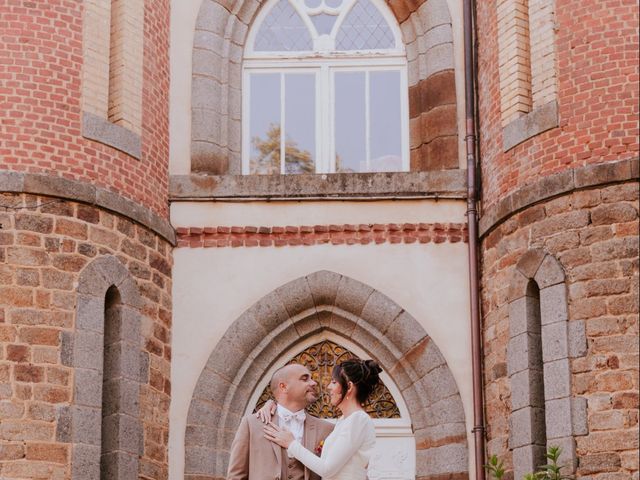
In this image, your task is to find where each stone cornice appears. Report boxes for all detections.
[0,171,176,245]
[479,158,640,237]
[169,170,467,200]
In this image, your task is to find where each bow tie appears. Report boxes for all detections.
[281,411,306,423]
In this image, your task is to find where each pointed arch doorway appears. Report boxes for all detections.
[184,271,468,479]
[247,332,415,480]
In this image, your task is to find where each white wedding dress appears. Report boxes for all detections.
[287,410,375,480]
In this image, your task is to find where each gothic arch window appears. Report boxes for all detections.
[243,0,409,174]
[253,339,401,418]
[507,250,588,477]
[58,256,143,480]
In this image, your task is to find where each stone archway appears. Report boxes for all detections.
[184,271,468,479]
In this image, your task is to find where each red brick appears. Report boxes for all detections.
[54,218,88,239]
[33,385,70,403]
[612,391,639,409]
[6,345,30,363]
[15,214,53,234]
[76,205,100,224]
[14,364,44,383]
[0,287,33,307]
[26,443,68,464]
[18,327,60,346]
[0,443,25,461]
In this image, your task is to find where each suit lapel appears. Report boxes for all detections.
[271,416,283,468]
[303,416,317,480]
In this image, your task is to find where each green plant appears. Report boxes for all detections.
[485,446,573,480]
[535,446,573,480]
[485,454,505,480]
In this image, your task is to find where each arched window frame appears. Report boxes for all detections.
[507,249,588,478]
[242,0,410,175]
[58,256,145,480]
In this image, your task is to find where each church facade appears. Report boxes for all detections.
[0,0,637,479]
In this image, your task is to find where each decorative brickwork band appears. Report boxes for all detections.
[175,223,468,248]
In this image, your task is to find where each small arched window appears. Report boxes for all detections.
[243,0,409,174]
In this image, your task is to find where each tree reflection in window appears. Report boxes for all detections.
[250,124,315,174]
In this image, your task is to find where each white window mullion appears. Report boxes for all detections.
[317,67,323,173]
[324,65,333,174]
[400,67,409,172]
[365,70,371,173]
[280,72,285,175]
[242,71,250,174]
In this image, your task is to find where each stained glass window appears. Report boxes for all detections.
[254,340,401,419]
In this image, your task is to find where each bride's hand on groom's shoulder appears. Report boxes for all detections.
[255,399,277,423]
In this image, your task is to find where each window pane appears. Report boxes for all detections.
[254,0,313,51]
[285,74,316,174]
[335,72,366,173]
[370,70,402,172]
[249,73,281,174]
[336,0,395,50]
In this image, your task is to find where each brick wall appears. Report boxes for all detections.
[477,0,639,210]
[0,193,172,480]
[0,0,169,217]
[481,182,639,476]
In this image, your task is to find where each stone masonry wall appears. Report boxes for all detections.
[477,0,639,209]
[0,0,170,217]
[481,182,639,477]
[0,193,172,480]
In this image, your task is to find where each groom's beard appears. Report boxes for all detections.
[305,389,318,405]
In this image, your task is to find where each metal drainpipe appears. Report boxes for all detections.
[463,0,486,478]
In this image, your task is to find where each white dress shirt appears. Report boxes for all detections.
[277,405,306,445]
[287,410,375,480]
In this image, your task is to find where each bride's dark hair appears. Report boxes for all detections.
[332,358,382,405]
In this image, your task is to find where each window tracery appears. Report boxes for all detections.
[243,0,408,174]
[254,339,401,418]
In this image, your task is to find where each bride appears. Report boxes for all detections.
[263,359,382,480]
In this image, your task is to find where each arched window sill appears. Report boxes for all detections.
[169,170,467,200]
[503,101,558,152]
[82,111,141,159]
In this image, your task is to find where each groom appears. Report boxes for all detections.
[227,364,334,480]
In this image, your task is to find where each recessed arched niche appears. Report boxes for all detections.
[246,332,414,480]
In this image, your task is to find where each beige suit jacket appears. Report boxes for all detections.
[227,413,334,480]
